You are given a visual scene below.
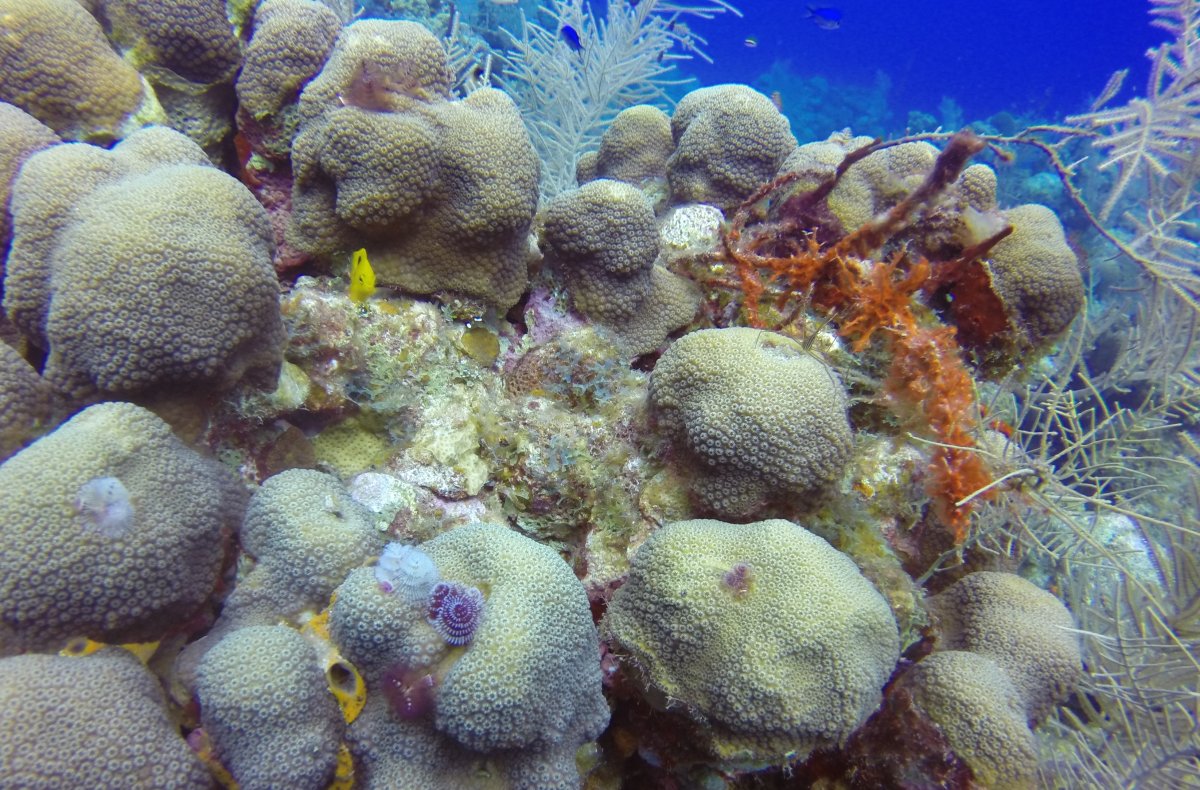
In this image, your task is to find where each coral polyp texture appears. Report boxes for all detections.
[650,327,853,518]
[97,0,242,88]
[235,0,345,150]
[0,649,209,788]
[3,126,285,401]
[93,0,244,153]
[981,203,1086,350]
[604,518,900,767]
[329,566,447,683]
[288,19,539,309]
[195,625,345,790]
[826,140,941,232]
[667,84,798,210]
[0,103,59,259]
[173,469,383,686]
[0,0,1172,777]
[541,178,701,356]
[419,523,609,754]
[0,0,162,142]
[0,341,53,461]
[881,572,1082,787]
[900,650,1040,788]
[230,468,384,622]
[0,402,244,654]
[578,104,674,190]
[926,570,1082,723]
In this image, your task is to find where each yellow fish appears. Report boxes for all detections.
[349,248,376,303]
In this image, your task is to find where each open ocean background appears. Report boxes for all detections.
[669,0,1161,135]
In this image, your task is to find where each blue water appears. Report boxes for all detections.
[678,0,1161,130]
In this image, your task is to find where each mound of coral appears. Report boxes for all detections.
[4,126,284,402]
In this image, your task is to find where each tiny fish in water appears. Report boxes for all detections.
[805,4,842,30]
[744,36,758,48]
[349,248,376,303]
[770,90,783,111]
[560,24,583,51]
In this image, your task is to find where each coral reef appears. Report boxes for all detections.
[418,523,609,755]
[667,84,798,210]
[229,468,384,623]
[0,103,59,263]
[236,0,346,157]
[900,650,1039,787]
[98,0,241,87]
[779,131,1083,367]
[981,203,1086,352]
[0,0,1162,776]
[326,523,609,786]
[577,104,674,194]
[95,0,243,153]
[875,572,1083,786]
[718,131,1010,542]
[0,342,54,461]
[926,571,1082,723]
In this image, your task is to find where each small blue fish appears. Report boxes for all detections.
[559,24,583,51]
[805,4,842,30]
[744,35,758,48]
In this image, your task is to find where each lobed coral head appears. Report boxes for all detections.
[426,581,484,646]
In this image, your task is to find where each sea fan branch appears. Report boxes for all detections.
[497,0,740,199]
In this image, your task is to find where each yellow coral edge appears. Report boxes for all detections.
[59,637,160,665]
